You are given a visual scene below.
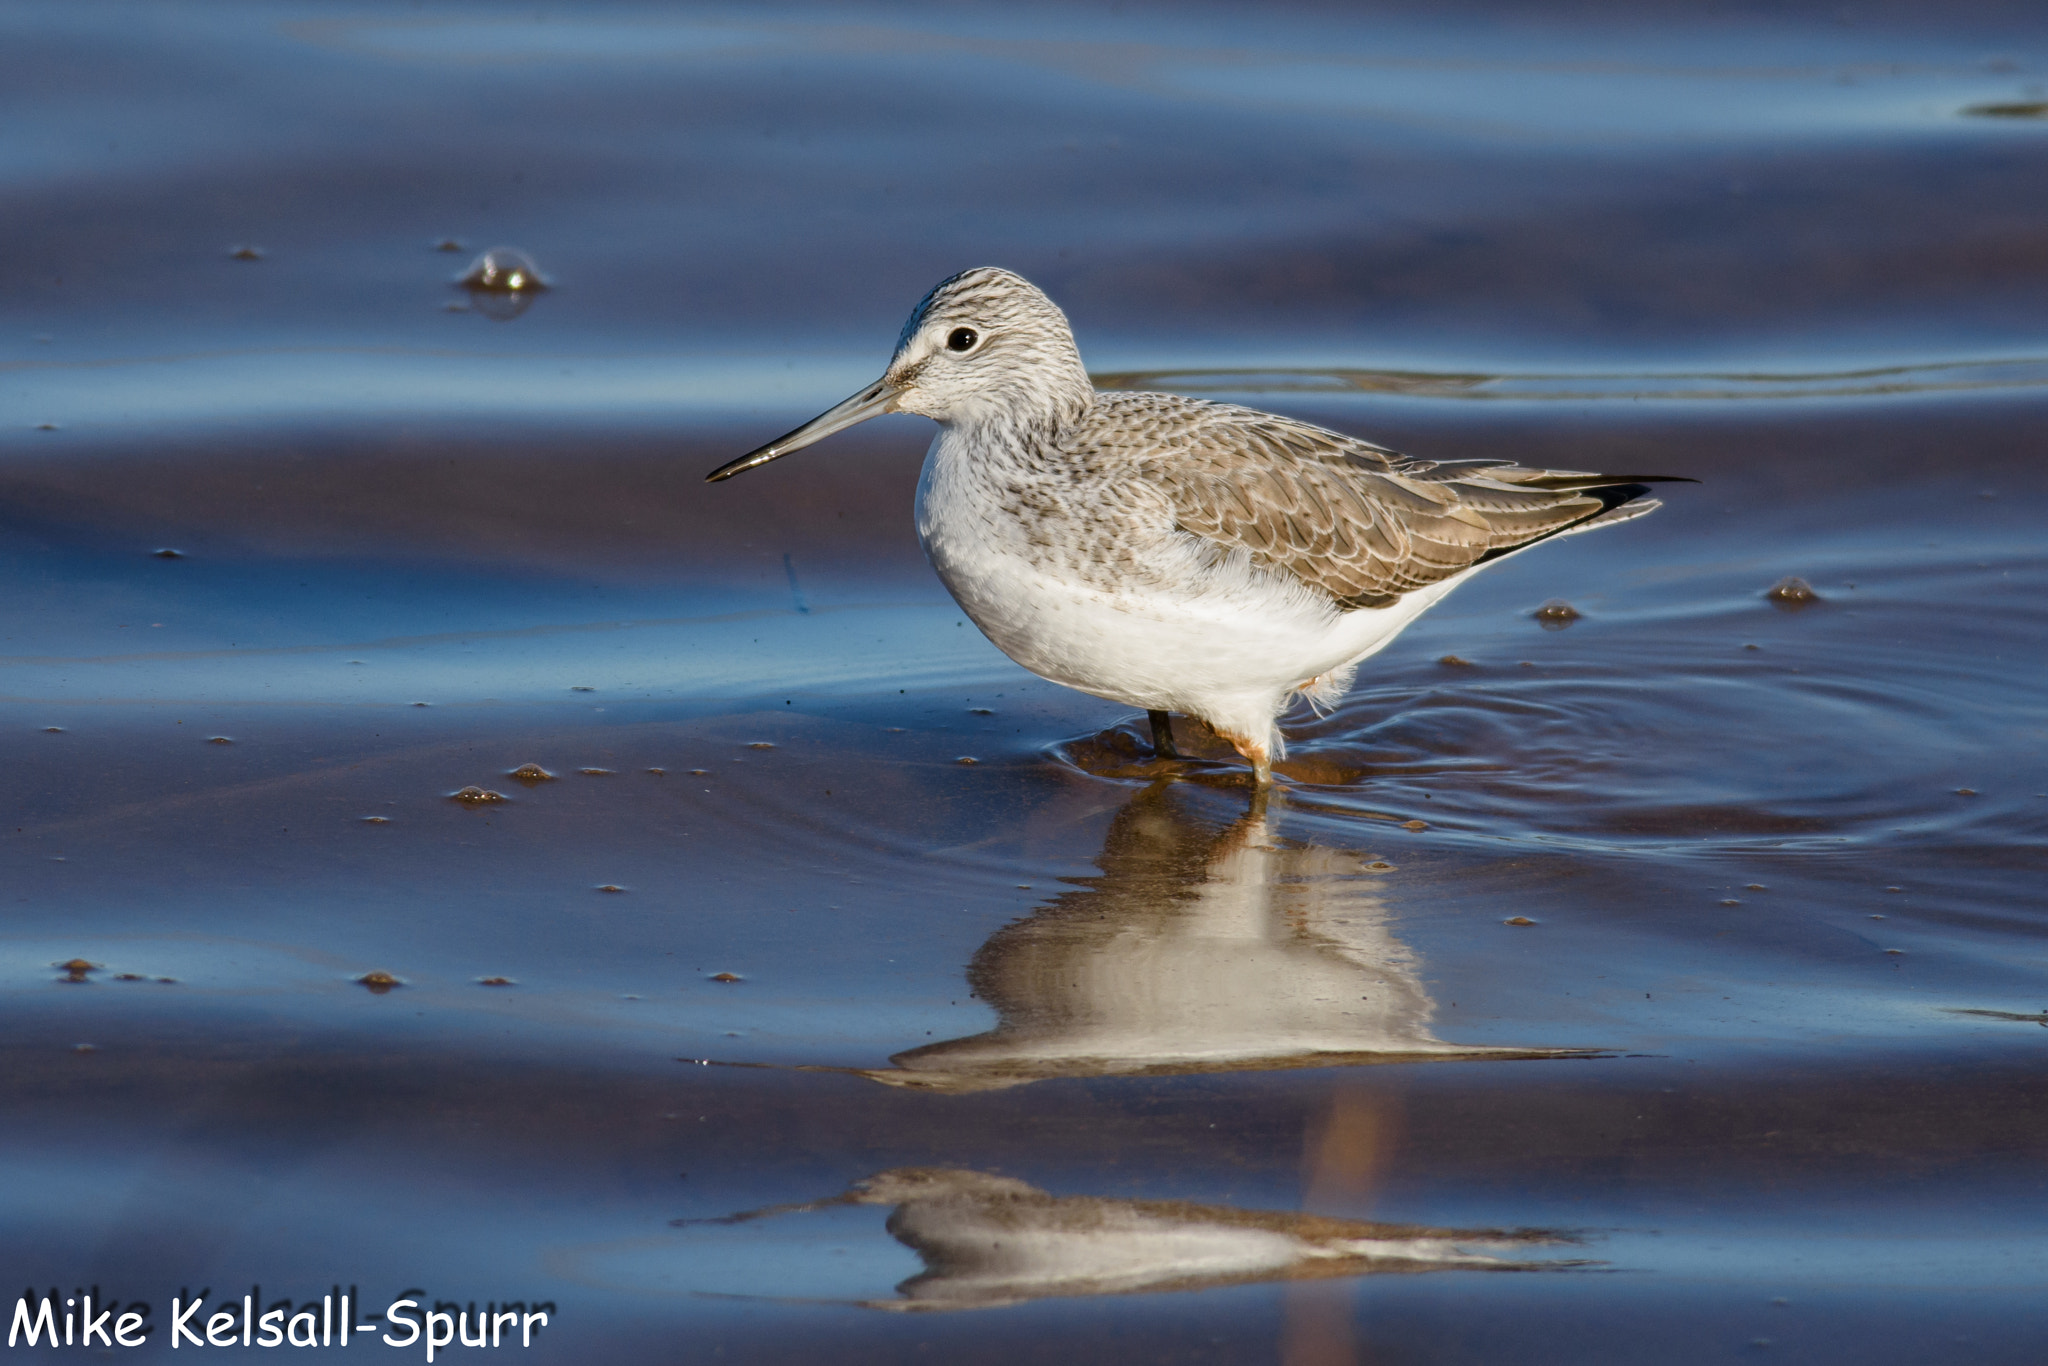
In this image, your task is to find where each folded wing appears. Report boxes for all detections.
[1087,394,1676,610]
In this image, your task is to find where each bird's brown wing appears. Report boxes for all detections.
[1083,394,1661,610]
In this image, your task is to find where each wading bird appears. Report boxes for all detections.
[710,268,1685,784]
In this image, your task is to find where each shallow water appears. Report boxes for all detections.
[4,2,2046,1361]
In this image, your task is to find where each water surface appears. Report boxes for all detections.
[3,2,2045,1362]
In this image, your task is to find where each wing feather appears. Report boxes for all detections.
[1072,392,1674,610]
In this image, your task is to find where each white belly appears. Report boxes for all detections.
[914,435,1470,740]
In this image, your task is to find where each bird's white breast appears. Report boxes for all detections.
[913,427,1464,730]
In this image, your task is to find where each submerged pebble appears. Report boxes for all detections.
[35,422,59,431]
[968,707,995,715]
[1503,916,1537,926]
[1533,599,1579,629]
[747,742,776,750]
[449,786,506,805]
[361,816,390,824]
[478,976,515,986]
[207,736,233,745]
[595,884,627,893]
[580,767,614,776]
[356,970,401,993]
[1766,576,1819,608]
[1401,819,1428,831]
[57,958,99,983]
[433,238,466,252]
[113,973,146,981]
[508,764,555,783]
[1438,654,1474,667]
[708,972,742,983]
[41,726,63,733]
[228,244,263,261]
[955,756,980,765]
[154,548,184,559]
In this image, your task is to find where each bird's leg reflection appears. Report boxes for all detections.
[852,782,1586,1093]
[1147,709,1182,759]
[679,1166,1590,1312]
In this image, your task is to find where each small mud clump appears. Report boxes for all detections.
[1438,654,1474,667]
[207,735,234,745]
[228,244,264,261]
[955,755,981,765]
[57,958,100,983]
[357,971,402,993]
[1766,576,1819,609]
[153,547,184,558]
[1503,916,1537,926]
[595,884,628,893]
[1533,599,1579,629]
[1401,819,1428,831]
[478,976,515,987]
[450,786,506,805]
[508,764,556,783]
[708,972,742,983]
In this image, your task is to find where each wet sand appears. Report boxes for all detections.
[3,3,2046,1362]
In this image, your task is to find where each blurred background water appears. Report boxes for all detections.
[2,2,2045,1362]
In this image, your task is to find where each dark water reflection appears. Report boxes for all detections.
[4,0,2048,1361]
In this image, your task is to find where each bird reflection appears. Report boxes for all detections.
[684,1166,1585,1311]
[849,783,1581,1093]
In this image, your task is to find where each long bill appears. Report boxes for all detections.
[703,376,899,482]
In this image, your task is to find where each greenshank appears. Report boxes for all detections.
[709,268,1687,785]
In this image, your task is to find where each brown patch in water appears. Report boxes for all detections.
[747,742,776,750]
[207,736,233,745]
[1533,599,1579,629]
[595,884,627,893]
[1401,819,1428,831]
[41,727,63,733]
[361,815,390,824]
[709,972,742,983]
[1964,101,2048,118]
[580,767,615,776]
[646,767,665,775]
[955,756,980,765]
[56,958,99,983]
[1503,916,1537,926]
[478,976,515,986]
[228,244,263,260]
[969,707,994,715]
[153,547,184,558]
[449,786,506,805]
[1438,654,1474,667]
[1766,576,1819,609]
[356,971,402,992]
[114,973,146,981]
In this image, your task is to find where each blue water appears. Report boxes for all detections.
[3,2,2046,1362]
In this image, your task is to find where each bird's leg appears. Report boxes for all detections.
[1147,709,1181,759]
[1215,726,1274,787]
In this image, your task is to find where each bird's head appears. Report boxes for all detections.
[706,267,1092,483]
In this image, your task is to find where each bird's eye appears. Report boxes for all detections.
[947,327,979,352]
